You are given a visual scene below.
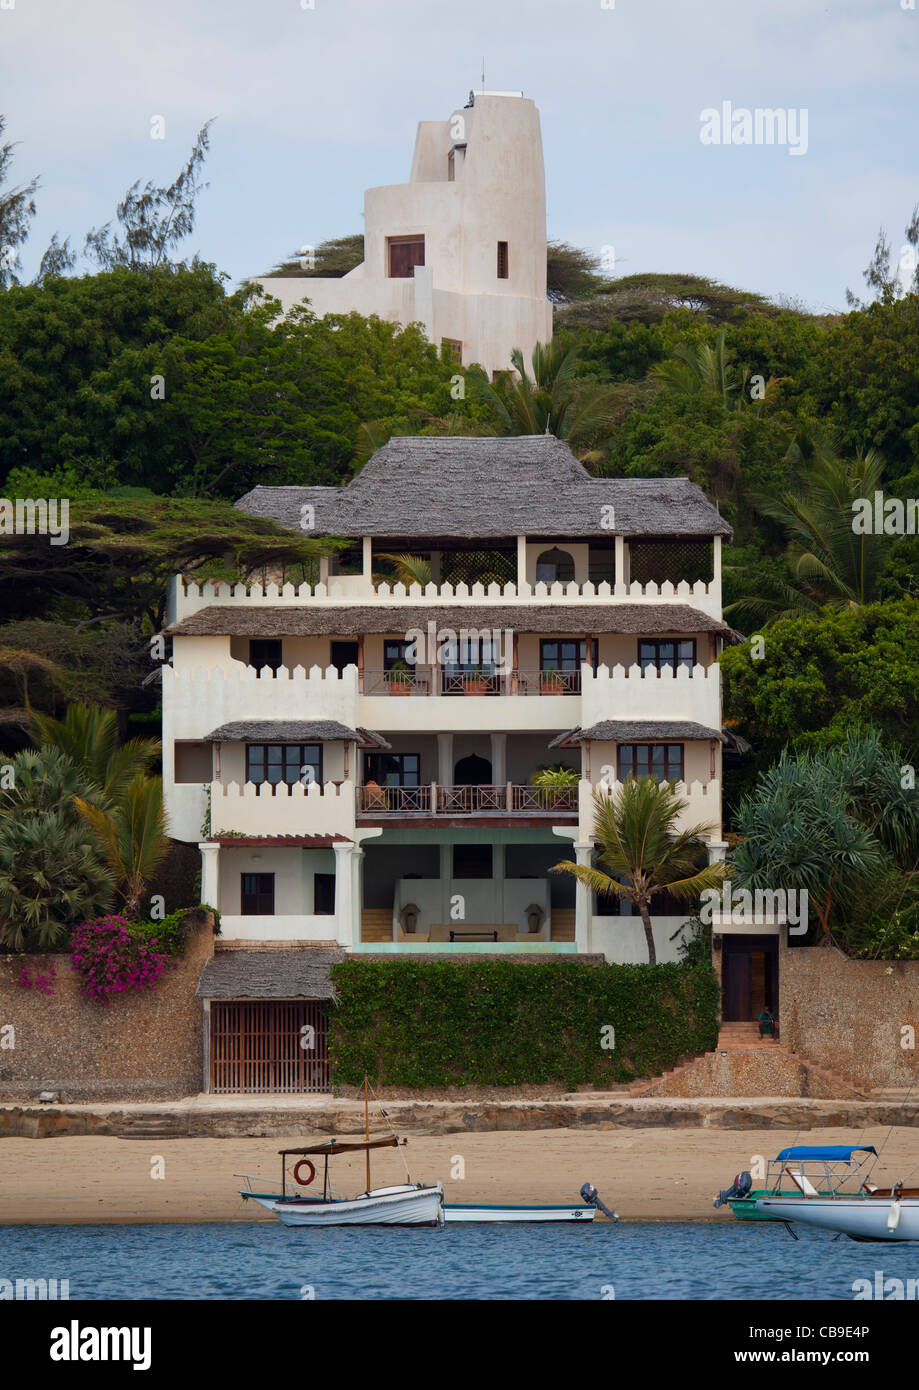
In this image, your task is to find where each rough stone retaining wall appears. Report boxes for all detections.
[639,1047,857,1099]
[0,917,215,1102]
[780,946,919,1093]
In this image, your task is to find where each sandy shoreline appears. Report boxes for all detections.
[2,1126,918,1223]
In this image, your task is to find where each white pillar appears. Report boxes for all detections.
[334,841,356,949]
[490,732,507,786]
[362,536,373,586]
[516,534,528,590]
[199,842,219,908]
[437,732,453,786]
[352,848,364,943]
[574,841,594,953]
[712,534,722,608]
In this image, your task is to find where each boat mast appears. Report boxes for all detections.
[365,1075,371,1194]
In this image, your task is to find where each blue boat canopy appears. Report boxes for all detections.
[775,1145,877,1162]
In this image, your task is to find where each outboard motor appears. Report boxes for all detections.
[581,1181,618,1221]
[713,1170,753,1208]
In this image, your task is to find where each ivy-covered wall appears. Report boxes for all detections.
[329,958,719,1088]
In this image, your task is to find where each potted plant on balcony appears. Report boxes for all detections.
[539,665,566,695]
[386,659,413,696]
[530,765,580,810]
[462,667,489,696]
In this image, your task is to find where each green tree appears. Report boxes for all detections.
[0,747,114,949]
[472,340,618,457]
[551,779,725,964]
[264,233,365,278]
[31,705,159,801]
[75,776,169,920]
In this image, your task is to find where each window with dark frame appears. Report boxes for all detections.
[388,235,425,278]
[497,241,509,278]
[314,872,335,916]
[618,743,685,784]
[246,743,323,787]
[241,873,275,915]
[540,639,598,671]
[638,639,697,673]
[249,639,283,673]
[364,752,421,788]
[330,641,359,674]
[383,639,413,670]
[441,337,463,364]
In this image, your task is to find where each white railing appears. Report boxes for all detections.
[163,663,360,741]
[357,783,579,815]
[168,574,721,621]
[209,779,356,838]
[581,662,720,728]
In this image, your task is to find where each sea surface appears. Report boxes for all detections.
[2,1220,918,1300]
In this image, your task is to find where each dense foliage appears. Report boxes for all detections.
[328,957,719,1087]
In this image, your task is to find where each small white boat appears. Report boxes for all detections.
[275,1181,444,1227]
[756,1191,919,1241]
[443,1203,596,1223]
[239,1134,444,1228]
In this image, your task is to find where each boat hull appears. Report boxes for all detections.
[755,1197,919,1241]
[270,1183,444,1227]
[444,1204,596,1223]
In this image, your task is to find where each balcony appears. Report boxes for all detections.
[357,782,579,818]
[360,668,583,696]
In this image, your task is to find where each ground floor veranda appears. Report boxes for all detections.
[198,826,696,964]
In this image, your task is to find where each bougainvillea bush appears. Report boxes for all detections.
[70,916,173,1003]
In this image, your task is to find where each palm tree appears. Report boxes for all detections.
[651,328,779,412]
[474,341,618,455]
[75,775,169,920]
[551,778,726,963]
[0,748,114,950]
[725,444,892,628]
[30,705,160,805]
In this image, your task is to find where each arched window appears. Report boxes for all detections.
[454,754,492,786]
[536,548,575,584]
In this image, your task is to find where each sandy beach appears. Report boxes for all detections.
[2,1126,918,1223]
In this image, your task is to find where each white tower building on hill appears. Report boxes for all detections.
[256,92,553,379]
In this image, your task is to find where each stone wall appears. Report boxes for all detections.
[0,915,215,1102]
[780,944,919,1093]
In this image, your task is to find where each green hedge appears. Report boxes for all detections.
[328,958,719,1088]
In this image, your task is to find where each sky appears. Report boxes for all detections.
[2,0,918,311]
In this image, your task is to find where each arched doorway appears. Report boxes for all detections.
[536,547,575,584]
[454,753,492,786]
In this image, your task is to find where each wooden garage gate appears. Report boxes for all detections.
[209,999,330,1094]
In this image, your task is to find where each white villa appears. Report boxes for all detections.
[164,436,736,968]
[255,91,553,379]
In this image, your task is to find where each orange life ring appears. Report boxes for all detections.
[293,1159,316,1186]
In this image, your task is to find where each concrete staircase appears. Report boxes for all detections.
[629,1021,867,1099]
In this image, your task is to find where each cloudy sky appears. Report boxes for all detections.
[4,0,917,310]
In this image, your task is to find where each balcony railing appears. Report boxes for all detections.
[358,783,579,815]
[360,668,584,696]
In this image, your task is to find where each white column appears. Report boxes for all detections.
[362,536,373,586]
[574,841,594,953]
[712,534,722,609]
[437,732,453,787]
[198,842,219,908]
[319,554,330,589]
[489,732,507,786]
[516,534,528,590]
[334,841,356,949]
[615,535,629,589]
[352,848,364,944]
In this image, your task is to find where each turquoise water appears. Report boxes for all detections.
[2,1221,918,1299]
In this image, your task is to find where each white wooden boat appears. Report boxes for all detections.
[756,1192,919,1241]
[238,1135,444,1228]
[443,1202,596,1223]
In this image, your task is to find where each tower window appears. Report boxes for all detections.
[388,235,425,278]
[497,241,509,279]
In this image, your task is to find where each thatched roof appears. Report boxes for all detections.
[203,720,389,748]
[235,436,732,541]
[168,603,737,640]
[549,720,726,747]
[196,949,345,1000]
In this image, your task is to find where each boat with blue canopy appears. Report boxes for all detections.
[714,1145,879,1221]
